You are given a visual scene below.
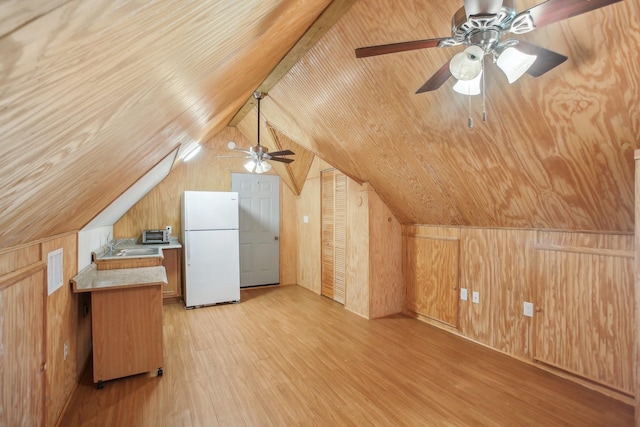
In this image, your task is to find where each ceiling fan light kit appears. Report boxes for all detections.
[355,0,622,126]
[453,71,483,95]
[449,45,484,80]
[496,47,538,83]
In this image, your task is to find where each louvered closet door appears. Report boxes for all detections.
[321,170,334,299]
[333,172,346,304]
[321,169,346,304]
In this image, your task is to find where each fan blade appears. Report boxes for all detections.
[525,0,622,29]
[268,157,294,164]
[268,149,295,157]
[517,41,568,77]
[216,155,251,159]
[355,38,447,58]
[231,148,252,154]
[416,59,452,93]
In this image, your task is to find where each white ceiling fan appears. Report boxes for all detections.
[220,91,295,173]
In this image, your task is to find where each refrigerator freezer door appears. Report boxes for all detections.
[184,191,239,231]
[184,229,240,307]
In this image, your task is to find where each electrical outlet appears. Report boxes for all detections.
[472,291,480,304]
[523,301,534,317]
[460,288,468,301]
[63,341,69,361]
[165,225,172,235]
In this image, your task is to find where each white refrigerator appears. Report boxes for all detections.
[182,191,240,308]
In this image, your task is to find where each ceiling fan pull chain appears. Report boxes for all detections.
[481,55,487,122]
[468,91,473,128]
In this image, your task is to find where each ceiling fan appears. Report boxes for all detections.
[221,91,295,173]
[355,0,621,123]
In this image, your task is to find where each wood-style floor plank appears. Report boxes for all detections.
[59,285,633,426]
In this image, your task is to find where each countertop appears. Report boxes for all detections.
[94,237,182,260]
[71,263,168,293]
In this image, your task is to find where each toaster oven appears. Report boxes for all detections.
[142,229,170,244]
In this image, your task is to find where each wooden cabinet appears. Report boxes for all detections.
[91,284,163,385]
[161,248,182,303]
[71,265,166,388]
[405,235,459,327]
[533,237,634,395]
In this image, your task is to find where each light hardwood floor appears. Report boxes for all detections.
[59,285,633,426]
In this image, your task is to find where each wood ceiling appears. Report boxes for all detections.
[0,0,638,250]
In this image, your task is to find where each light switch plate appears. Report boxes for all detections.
[523,301,534,317]
[460,288,468,301]
[303,215,309,224]
[472,291,480,304]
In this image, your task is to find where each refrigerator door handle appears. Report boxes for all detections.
[186,237,190,266]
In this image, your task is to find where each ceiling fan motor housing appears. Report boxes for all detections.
[440,5,522,50]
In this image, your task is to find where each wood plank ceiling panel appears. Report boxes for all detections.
[266,0,640,232]
[0,0,331,249]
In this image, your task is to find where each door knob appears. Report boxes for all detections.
[274,236,279,240]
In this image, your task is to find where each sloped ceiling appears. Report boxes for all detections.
[0,0,331,250]
[261,0,639,232]
[1,0,639,252]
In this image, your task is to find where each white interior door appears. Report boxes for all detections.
[231,173,280,287]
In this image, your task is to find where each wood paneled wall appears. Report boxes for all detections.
[364,186,404,319]
[0,264,45,426]
[343,179,404,319]
[0,233,85,427]
[345,177,369,315]
[294,158,325,294]
[403,225,634,397]
[460,228,536,360]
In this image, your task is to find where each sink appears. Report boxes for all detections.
[111,247,161,257]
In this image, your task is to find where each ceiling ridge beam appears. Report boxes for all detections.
[228,0,357,126]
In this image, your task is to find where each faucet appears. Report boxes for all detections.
[105,233,117,255]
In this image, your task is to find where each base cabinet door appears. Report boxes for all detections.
[162,248,182,303]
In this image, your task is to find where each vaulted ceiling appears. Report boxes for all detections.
[1,0,638,250]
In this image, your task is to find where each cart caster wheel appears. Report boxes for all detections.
[157,368,163,377]
[97,380,104,390]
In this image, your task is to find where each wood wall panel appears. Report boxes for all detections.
[458,228,535,359]
[0,244,41,277]
[41,234,79,427]
[280,183,298,285]
[0,269,45,427]
[534,238,634,395]
[345,180,370,318]
[404,224,634,397]
[367,189,403,319]
[295,158,324,293]
[404,235,459,327]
